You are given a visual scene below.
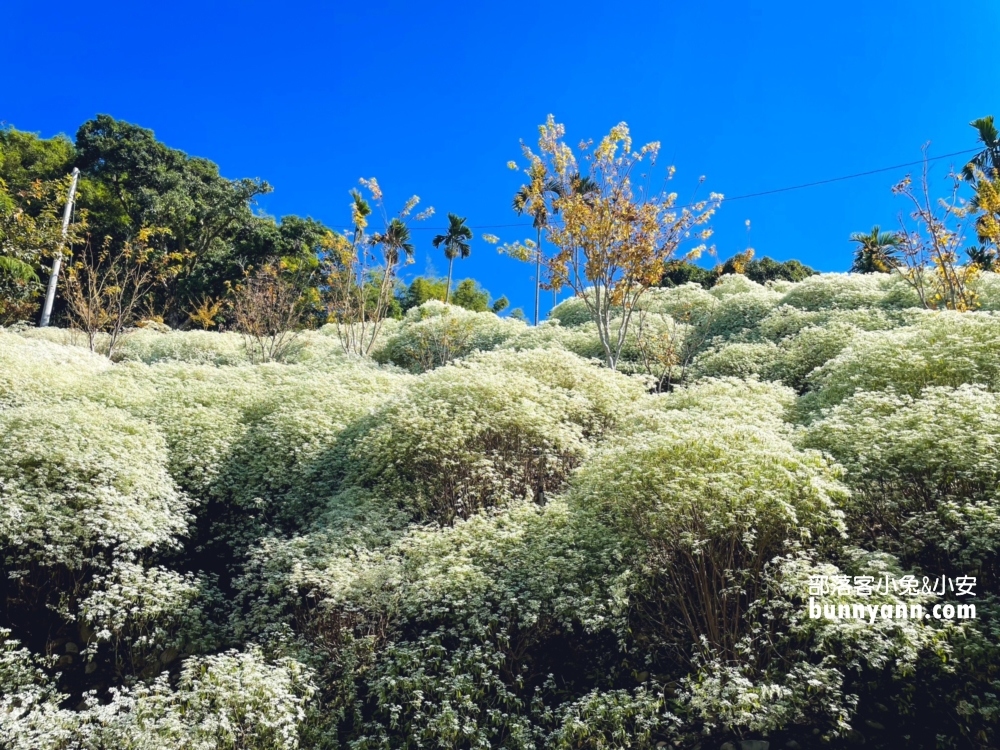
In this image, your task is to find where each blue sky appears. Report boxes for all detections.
[3,0,999,315]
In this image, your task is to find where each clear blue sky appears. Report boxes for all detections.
[4,0,998,315]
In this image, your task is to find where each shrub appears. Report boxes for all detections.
[0,400,189,571]
[755,304,901,342]
[568,417,846,658]
[777,272,919,311]
[619,377,796,437]
[0,646,316,750]
[0,332,111,408]
[459,347,647,433]
[802,384,1000,572]
[549,295,595,327]
[973,271,1000,310]
[114,328,250,366]
[690,340,781,380]
[802,311,1000,411]
[696,285,781,342]
[709,273,773,299]
[769,322,863,391]
[502,319,606,360]
[374,301,526,372]
[77,561,220,676]
[336,362,596,522]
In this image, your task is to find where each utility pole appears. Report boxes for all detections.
[39,167,80,328]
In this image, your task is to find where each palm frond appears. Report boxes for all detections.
[0,256,39,283]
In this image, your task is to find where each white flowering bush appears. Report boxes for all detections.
[336,362,597,521]
[5,263,1000,749]
[502,319,607,360]
[803,385,1000,573]
[0,331,111,408]
[0,645,316,750]
[776,272,919,311]
[768,322,863,391]
[696,284,782,342]
[459,347,647,432]
[374,301,526,372]
[114,328,251,365]
[802,311,1000,411]
[710,273,773,299]
[77,561,220,677]
[972,271,1000,310]
[549,294,595,327]
[568,414,847,659]
[755,304,901,342]
[690,340,781,380]
[620,377,796,437]
[0,400,189,570]
[642,283,720,319]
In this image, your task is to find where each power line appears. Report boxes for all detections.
[340,147,982,232]
[722,147,980,203]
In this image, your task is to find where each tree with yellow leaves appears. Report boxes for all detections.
[507,116,721,370]
[892,149,979,311]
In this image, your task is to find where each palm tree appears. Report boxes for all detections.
[370,218,415,266]
[962,117,1000,247]
[850,226,901,273]
[432,214,473,303]
[513,177,564,325]
[963,116,1000,184]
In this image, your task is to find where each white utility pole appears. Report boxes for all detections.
[38,167,80,327]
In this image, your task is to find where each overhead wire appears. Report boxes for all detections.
[347,146,982,232]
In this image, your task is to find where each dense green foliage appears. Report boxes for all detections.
[662,255,816,289]
[0,121,514,335]
[4,269,1000,748]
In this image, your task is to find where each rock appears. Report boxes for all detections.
[64,642,79,654]
[84,661,97,674]
[721,743,737,750]
[785,742,802,750]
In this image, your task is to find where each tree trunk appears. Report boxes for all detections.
[446,257,454,304]
[534,227,541,325]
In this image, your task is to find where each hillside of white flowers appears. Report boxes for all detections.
[5,272,1000,749]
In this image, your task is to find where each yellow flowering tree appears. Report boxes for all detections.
[508,116,721,370]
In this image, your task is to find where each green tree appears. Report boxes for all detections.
[850,225,901,273]
[744,256,814,283]
[74,115,272,325]
[449,278,489,311]
[661,260,717,289]
[0,127,75,194]
[400,276,448,311]
[431,213,473,303]
[0,177,81,324]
